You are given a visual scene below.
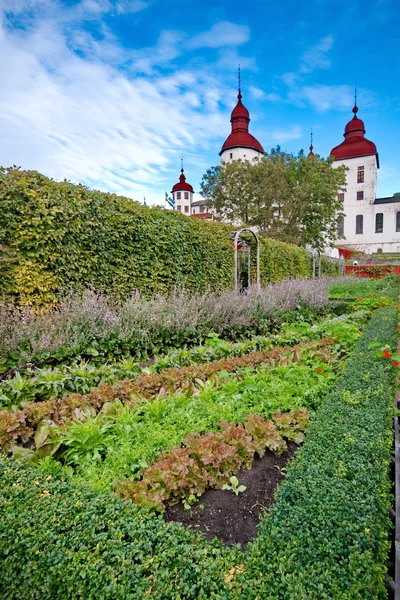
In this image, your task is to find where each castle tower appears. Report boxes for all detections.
[171,165,194,215]
[220,71,264,163]
[331,100,380,250]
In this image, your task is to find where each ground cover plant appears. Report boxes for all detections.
[0,302,398,599]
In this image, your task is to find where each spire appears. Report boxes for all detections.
[238,65,242,100]
[353,86,358,113]
[171,162,193,193]
[308,130,314,157]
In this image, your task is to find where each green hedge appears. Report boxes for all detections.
[259,237,310,283]
[0,168,312,305]
[239,305,397,599]
[0,457,238,599]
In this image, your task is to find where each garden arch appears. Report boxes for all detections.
[233,228,260,292]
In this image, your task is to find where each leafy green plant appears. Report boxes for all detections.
[222,475,246,496]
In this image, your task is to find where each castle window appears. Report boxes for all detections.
[375,213,383,233]
[337,216,344,236]
[184,192,189,199]
[177,192,181,199]
[357,166,365,183]
[184,206,189,213]
[200,206,205,213]
[230,153,233,159]
[356,215,363,234]
[177,205,181,212]
[193,209,196,214]
[338,193,344,202]
[356,191,364,201]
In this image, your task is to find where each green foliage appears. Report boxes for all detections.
[258,237,310,283]
[329,275,398,299]
[0,167,314,306]
[115,410,308,510]
[0,299,395,599]
[222,476,247,496]
[37,358,334,491]
[0,338,337,456]
[239,306,397,599]
[0,167,234,305]
[0,456,238,599]
[200,149,347,250]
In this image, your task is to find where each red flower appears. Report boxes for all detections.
[317,368,323,373]
[357,297,363,301]
[393,362,399,367]
[383,350,391,359]
[379,302,384,306]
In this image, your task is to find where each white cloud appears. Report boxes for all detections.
[288,84,353,112]
[0,10,234,204]
[249,86,280,102]
[267,125,303,143]
[300,35,334,73]
[188,21,250,49]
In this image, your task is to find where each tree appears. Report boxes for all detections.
[200,148,347,250]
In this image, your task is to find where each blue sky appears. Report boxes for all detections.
[1,0,399,204]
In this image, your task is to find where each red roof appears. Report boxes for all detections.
[330,105,378,163]
[172,168,193,192]
[220,89,264,155]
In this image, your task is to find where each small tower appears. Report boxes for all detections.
[220,69,264,163]
[171,163,194,215]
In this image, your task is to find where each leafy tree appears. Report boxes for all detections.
[200,148,347,250]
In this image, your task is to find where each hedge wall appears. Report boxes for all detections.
[0,168,312,305]
[240,305,397,599]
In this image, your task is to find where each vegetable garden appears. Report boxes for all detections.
[0,275,399,599]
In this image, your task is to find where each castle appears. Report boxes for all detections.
[171,84,400,254]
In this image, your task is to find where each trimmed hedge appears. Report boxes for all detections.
[0,168,312,305]
[0,458,237,599]
[239,305,397,599]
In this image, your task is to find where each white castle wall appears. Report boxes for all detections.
[334,154,400,253]
[173,189,193,216]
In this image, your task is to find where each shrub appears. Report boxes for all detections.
[0,455,237,599]
[239,306,398,599]
[1,167,313,307]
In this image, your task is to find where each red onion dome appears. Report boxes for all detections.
[171,168,193,192]
[331,105,378,162]
[220,89,264,155]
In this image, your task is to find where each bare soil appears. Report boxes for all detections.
[164,442,297,549]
